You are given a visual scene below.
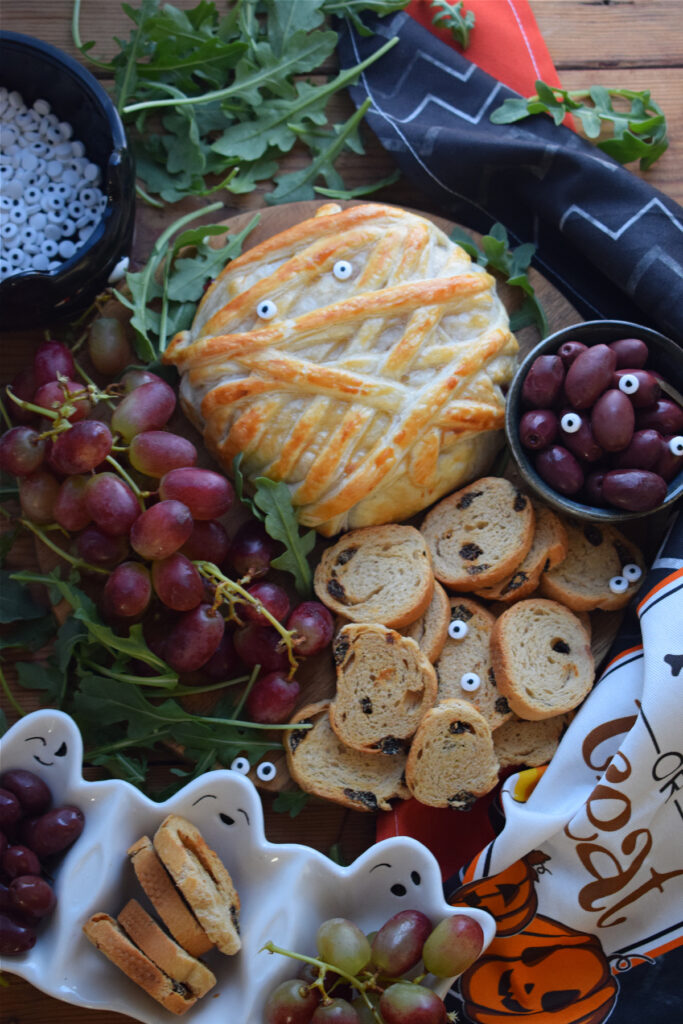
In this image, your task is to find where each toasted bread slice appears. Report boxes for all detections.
[475,502,568,603]
[401,580,450,662]
[153,815,241,957]
[493,713,572,769]
[539,520,645,611]
[83,913,197,1016]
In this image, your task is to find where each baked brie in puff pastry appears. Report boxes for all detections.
[164,203,518,536]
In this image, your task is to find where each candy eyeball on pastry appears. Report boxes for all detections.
[165,203,518,536]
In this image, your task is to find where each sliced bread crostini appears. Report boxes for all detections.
[405,699,500,810]
[400,580,450,663]
[539,520,645,611]
[490,598,594,720]
[475,502,568,603]
[493,712,573,769]
[313,524,434,628]
[285,700,410,812]
[433,597,512,730]
[420,477,535,591]
[329,624,438,754]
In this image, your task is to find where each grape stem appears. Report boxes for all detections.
[19,517,109,575]
[260,942,382,1020]
[105,454,146,508]
[5,385,60,420]
[0,663,26,719]
[195,561,299,676]
[0,392,12,430]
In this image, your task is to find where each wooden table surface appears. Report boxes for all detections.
[1,2,681,1021]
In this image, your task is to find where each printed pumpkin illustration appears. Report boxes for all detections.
[450,850,550,936]
[459,914,618,1024]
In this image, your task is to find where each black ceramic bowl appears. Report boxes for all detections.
[0,31,135,329]
[506,320,683,522]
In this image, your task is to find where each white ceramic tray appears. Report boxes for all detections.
[0,709,495,1022]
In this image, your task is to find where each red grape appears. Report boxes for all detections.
[0,426,46,476]
[159,467,234,521]
[229,520,276,579]
[102,562,152,620]
[245,672,300,724]
[180,519,230,564]
[111,379,176,441]
[121,369,165,393]
[311,1000,359,1024]
[50,420,113,475]
[152,553,203,611]
[33,340,75,387]
[54,475,91,531]
[9,875,56,918]
[379,983,447,1024]
[8,366,37,424]
[21,805,84,859]
[2,845,41,880]
[422,914,484,978]
[130,500,193,560]
[264,978,320,1024]
[371,909,433,977]
[164,603,225,673]
[19,471,60,523]
[128,431,197,477]
[182,631,243,685]
[243,582,290,627]
[84,473,139,537]
[233,623,289,672]
[287,602,334,656]
[33,379,90,423]
[77,526,129,568]
[87,317,133,376]
[0,911,37,955]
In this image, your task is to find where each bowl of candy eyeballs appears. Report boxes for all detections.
[0,31,135,328]
[505,320,683,522]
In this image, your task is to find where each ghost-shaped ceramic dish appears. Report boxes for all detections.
[0,709,495,1022]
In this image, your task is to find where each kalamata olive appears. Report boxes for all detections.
[2,845,41,880]
[559,411,604,463]
[636,399,683,436]
[0,769,52,817]
[584,471,607,506]
[613,429,664,470]
[612,369,661,409]
[25,805,84,859]
[564,344,617,409]
[557,341,587,368]
[602,469,667,512]
[0,789,22,830]
[519,409,558,450]
[608,337,649,369]
[535,446,584,495]
[656,436,683,482]
[521,355,565,409]
[591,390,635,452]
[0,911,37,955]
[0,832,7,861]
[9,875,56,918]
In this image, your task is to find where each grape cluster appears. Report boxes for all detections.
[263,909,485,1023]
[0,768,84,955]
[0,336,334,726]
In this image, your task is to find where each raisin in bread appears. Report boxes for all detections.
[475,502,568,603]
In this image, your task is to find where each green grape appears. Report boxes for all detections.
[263,978,319,1024]
[421,914,484,978]
[316,918,371,977]
[379,982,447,1024]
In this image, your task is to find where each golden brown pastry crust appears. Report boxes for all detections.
[165,203,517,535]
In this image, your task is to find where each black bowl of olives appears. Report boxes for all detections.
[505,320,683,522]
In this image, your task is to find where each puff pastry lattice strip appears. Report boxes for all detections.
[164,204,518,535]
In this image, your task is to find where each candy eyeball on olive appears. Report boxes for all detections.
[618,374,640,396]
[460,672,481,692]
[448,619,469,640]
[622,563,642,582]
[609,575,629,594]
[256,761,277,782]
[560,412,581,434]
[668,435,683,456]
[256,299,277,320]
[333,260,353,281]
[230,756,250,775]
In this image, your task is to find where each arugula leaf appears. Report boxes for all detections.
[15,660,64,701]
[430,0,475,49]
[273,789,309,818]
[491,81,669,170]
[0,571,46,623]
[450,223,548,337]
[252,478,315,597]
[0,616,56,654]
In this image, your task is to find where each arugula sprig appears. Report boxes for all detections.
[430,0,475,49]
[450,223,549,337]
[491,81,669,170]
[73,0,407,205]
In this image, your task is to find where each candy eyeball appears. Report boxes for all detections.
[332,260,353,281]
[230,756,250,775]
[609,575,629,594]
[618,374,640,395]
[460,672,481,692]
[256,761,277,782]
[622,563,642,582]
[560,412,582,434]
[668,435,683,457]
[448,619,469,640]
[256,299,277,320]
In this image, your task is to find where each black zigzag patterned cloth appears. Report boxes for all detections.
[337,11,683,343]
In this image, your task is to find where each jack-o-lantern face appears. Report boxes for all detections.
[460,914,618,1024]
[450,851,549,937]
